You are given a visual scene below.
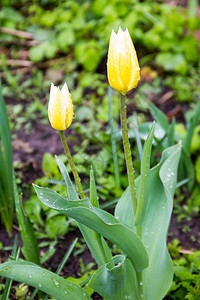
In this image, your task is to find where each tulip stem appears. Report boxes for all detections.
[59,130,85,199]
[120,93,137,216]
[120,94,143,298]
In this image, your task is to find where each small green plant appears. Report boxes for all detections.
[168,240,200,300]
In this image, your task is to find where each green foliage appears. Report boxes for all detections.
[34,184,149,272]
[75,41,101,72]
[0,261,91,300]
[14,178,40,265]
[167,241,200,300]
[0,80,14,235]
[115,143,181,300]
[24,154,72,240]
[0,1,199,299]
[1,0,199,75]
[67,272,94,296]
[156,53,187,75]
[26,134,180,300]
[195,156,200,183]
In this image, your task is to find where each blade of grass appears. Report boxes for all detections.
[56,238,78,275]
[183,101,200,151]
[14,173,40,265]
[132,112,143,162]
[175,178,191,189]
[108,86,120,188]
[42,238,78,300]
[0,79,14,235]
[2,235,18,300]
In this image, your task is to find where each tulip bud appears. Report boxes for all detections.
[107,27,140,94]
[48,83,73,130]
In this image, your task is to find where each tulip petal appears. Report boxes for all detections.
[107,27,140,93]
[117,28,133,92]
[125,29,140,91]
[61,83,73,128]
[107,30,124,92]
[48,83,73,131]
[48,88,65,130]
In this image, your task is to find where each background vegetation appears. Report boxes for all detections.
[0,0,200,299]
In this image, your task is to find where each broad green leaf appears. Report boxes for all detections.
[115,142,182,300]
[156,53,187,74]
[75,40,101,72]
[135,122,155,226]
[137,122,165,143]
[148,101,169,132]
[34,185,148,272]
[89,255,139,300]
[0,261,91,300]
[2,236,18,300]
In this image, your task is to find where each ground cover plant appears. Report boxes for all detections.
[0,0,200,299]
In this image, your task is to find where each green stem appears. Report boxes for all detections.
[120,93,137,215]
[136,271,144,299]
[120,94,143,298]
[59,130,85,199]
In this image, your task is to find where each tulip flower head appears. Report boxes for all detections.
[107,27,140,94]
[48,83,73,131]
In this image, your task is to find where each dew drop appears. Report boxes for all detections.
[53,278,60,287]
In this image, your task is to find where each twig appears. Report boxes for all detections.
[158,90,174,105]
[0,38,40,46]
[0,67,31,78]
[0,59,33,67]
[12,224,20,232]
[179,249,194,254]
[166,104,181,120]
[0,27,34,39]
[0,55,72,78]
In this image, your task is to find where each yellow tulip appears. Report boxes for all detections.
[48,83,73,130]
[107,27,140,94]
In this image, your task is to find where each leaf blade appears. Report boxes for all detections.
[115,143,182,300]
[0,261,91,300]
[34,185,149,272]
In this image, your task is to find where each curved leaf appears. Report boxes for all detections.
[89,255,139,300]
[34,185,148,272]
[115,142,182,300]
[0,261,91,300]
